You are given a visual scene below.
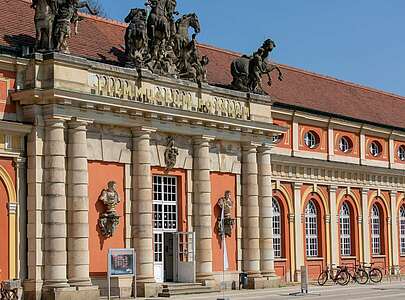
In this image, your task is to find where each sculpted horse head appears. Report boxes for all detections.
[176,13,200,35]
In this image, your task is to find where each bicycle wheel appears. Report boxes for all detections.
[318,271,329,286]
[355,269,369,284]
[369,268,383,283]
[336,270,349,286]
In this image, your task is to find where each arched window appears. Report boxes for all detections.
[305,200,318,257]
[371,204,381,255]
[340,203,351,256]
[400,206,405,255]
[272,198,282,258]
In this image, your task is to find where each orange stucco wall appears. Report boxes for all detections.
[211,172,237,272]
[0,158,15,280]
[0,70,16,116]
[298,124,327,153]
[334,129,360,158]
[273,119,292,149]
[152,167,188,232]
[88,161,125,276]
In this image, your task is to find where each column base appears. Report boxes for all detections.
[196,273,217,287]
[136,281,159,297]
[247,276,280,289]
[23,280,43,300]
[41,286,99,300]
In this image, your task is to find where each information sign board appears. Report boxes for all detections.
[107,248,136,299]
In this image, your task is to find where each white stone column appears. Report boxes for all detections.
[361,188,371,263]
[257,144,275,277]
[293,182,304,281]
[242,143,262,280]
[390,191,399,271]
[193,136,214,283]
[329,186,338,266]
[43,117,69,289]
[67,120,91,286]
[132,128,156,292]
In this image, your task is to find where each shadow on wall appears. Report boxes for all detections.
[95,191,107,250]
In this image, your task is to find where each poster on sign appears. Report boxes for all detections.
[107,248,136,299]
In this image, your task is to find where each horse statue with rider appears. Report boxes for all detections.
[231,39,284,95]
[124,0,207,84]
[32,0,96,53]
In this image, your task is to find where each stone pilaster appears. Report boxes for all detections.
[132,127,156,297]
[361,188,370,263]
[193,136,215,284]
[390,191,399,271]
[257,144,275,278]
[329,186,338,266]
[293,182,304,282]
[43,117,69,289]
[67,120,91,286]
[242,143,262,282]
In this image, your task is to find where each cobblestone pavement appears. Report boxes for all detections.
[142,281,405,300]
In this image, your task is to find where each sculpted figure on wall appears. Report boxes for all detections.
[216,191,234,238]
[98,181,120,238]
[124,1,208,83]
[164,136,179,170]
[230,39,283,94]
[32,0,96,53]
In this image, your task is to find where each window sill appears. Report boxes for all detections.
[307,257,324,261]
[275,258,287,262]
[372,255,386,258]
[341,256,357,259]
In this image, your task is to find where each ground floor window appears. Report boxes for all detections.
[340,203,351,256]
[272,197,282,258]
[305,200,318,257]
[371,204,381,255]
[400,206,405,255]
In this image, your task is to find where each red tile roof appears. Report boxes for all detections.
[2,0,405,130]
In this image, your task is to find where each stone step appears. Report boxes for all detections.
[159,282,219,297]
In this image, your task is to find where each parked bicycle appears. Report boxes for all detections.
[359,262,383,284]
[342,264,369,285]
[318,264,349,286]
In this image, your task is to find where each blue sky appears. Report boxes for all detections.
[100,0,405,96]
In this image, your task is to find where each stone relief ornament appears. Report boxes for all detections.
[230,39,283,95]
[32,0,96,53]
[124,1,209,84]
[164,136,179,170]
[216,191,235,238]
[98,181,120,238]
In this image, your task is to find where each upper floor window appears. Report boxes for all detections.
[272,198,282,258]
[398,145,405,161]
[371,204,381,255]
[369,141,382,157]
[340,203,351,256]
[305,200,318,257]
[400,206,405,255]
[272,134,283,144]
[339,136,352,153]
[304,131,319,149]
[4,135,12,150]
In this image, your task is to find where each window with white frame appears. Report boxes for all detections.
[371,204,381,255]
[152,175,178,231]
[339,136,352,153]
[369,141,382,157]
[4,135,12,150]
[305,200,318,257]
[400,206,405,255]
[340,203,351,256]
[304,131,318,149]
[398,145,405,161]
[272,198,282,258]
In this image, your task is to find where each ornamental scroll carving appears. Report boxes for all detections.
[216,191,235,238]
[98,181,120,238]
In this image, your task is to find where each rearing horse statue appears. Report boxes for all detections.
[32,0,57,51]
[173,13,200,57]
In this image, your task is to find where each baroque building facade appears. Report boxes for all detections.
[1,0,405,299]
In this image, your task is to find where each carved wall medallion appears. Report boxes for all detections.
[216,191,235,238]
[98,181,120,238]
[164,136,179,170]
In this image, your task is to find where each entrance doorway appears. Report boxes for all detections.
[152,175,195,283]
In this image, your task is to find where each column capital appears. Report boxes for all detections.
[329,185,338,193]
[288,213,295,223]
[361,188,369,196]
[293,182,303,191]
[193,135,215,144]
[44,115,68,127]
[390,191,398,199]
[131,126,157,135]
[242,142,261,151]
[67,117,93,129]
[13,157,27,169]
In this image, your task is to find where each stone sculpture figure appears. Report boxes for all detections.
[164,136,179,170]
[216,191,235,238]
[32,0,58,51]
[98,181,120,238]
[124,1,208,82]
[231,39,283,94]
[124,8,148,67]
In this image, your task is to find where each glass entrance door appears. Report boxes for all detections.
[153,175,178,283]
